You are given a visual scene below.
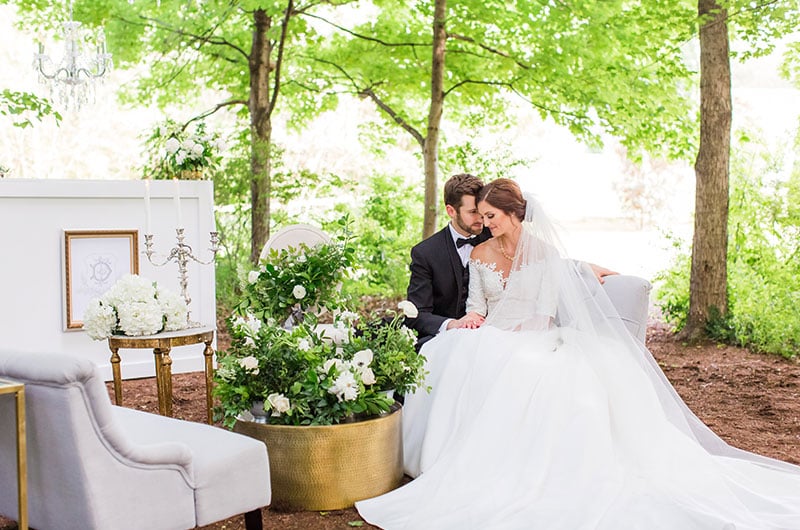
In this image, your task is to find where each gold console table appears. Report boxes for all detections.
[107,327,216,424]
[0,378,27,530]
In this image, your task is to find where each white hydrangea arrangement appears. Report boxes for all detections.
[82,274,188,340]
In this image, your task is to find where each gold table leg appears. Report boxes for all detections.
[203,337,215,425]
[161,347,174,417]
[110,347,123,406]
[16,387,27,530]
[153,348,167,416]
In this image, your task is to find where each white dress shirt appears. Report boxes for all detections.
[439,223,477,333]
[448,223,476,268]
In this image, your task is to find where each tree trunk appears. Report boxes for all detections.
[249,9,273,264]
[682,0,731,340]
[422,0,447,239]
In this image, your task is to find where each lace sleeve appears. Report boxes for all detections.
[465,261,487,316]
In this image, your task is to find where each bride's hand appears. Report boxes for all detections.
[449,312,485,330]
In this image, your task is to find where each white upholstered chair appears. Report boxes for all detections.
[258,223,330,261]
[599,274,652,343]
[0,351,271,530]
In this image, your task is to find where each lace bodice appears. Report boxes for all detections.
[466,258,559,330]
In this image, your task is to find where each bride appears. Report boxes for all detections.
[356,178,800,529]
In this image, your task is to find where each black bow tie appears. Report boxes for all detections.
[456,237,476,248]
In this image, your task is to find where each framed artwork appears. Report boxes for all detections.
[63,230,139,330]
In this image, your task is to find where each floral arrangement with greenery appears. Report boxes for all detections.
[213,221,427,427]
[236,220,355,326]
[82,274,188,340]
[141,118,224,179]
[213,304,426,428]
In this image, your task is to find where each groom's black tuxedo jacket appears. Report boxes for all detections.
[406,226,492,347]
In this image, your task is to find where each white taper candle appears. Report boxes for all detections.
[173,178,183,228]
[144,179,152,234]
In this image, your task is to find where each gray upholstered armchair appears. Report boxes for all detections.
[0,351,271,530]
[599,274,652,343]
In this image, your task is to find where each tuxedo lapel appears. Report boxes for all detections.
[440,226,471,318]
[443,227,465,286]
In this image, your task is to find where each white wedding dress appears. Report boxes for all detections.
[356,197,800,529]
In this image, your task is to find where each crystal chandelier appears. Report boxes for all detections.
[32,1,112,111]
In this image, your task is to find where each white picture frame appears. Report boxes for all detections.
[63,230,139,330]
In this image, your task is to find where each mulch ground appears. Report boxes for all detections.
[2,321,799,530]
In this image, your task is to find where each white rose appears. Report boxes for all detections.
[190,142,205,158]
[397,300,419,318]
[322,358,346,374]
[292,285,307,299]
[164,137,180,154]
[244,314,262,335]
[248,270,260,284]
[238,356,260,374]
[297,338,311,351]
[359,366,376,385]
[267,392,291,414]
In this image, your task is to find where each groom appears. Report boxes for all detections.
[406,173,617,347]
[405,174,491,347]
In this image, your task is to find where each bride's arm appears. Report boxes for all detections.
[450,258,487,329]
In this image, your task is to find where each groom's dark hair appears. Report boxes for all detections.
[444,174,484,209]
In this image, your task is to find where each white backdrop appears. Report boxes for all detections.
[0,179,217,380]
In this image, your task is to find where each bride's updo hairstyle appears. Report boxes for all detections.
[476,178,526,222]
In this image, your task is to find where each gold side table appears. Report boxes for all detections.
[0,378,27,530]
[107,327,216,424]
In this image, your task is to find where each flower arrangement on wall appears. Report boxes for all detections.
[141,119,225,179]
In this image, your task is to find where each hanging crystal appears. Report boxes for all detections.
[32,2,112,111]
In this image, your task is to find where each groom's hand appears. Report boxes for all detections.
[588,263,618,284]
[447,312,485,330]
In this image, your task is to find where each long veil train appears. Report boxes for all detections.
[356,192,800,529]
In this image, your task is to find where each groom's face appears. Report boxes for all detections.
[447,195,484,236]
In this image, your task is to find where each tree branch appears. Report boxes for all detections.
[444,78,588,122]
[361,87,425,146]
[301,12,429,48]
[118,14,250,61]
[182,99,249,130]
[268,0,294,117]
[448,33,533,70]
[306,55,425,146]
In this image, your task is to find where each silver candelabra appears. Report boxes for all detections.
[144,228,220,326]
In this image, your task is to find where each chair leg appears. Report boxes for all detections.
[244,508,263,530]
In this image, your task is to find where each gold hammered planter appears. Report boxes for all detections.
[234,405,403,511]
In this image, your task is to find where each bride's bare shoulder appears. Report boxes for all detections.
[470,239,494,262]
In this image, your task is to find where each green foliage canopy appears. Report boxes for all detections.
[311,0,701,160]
